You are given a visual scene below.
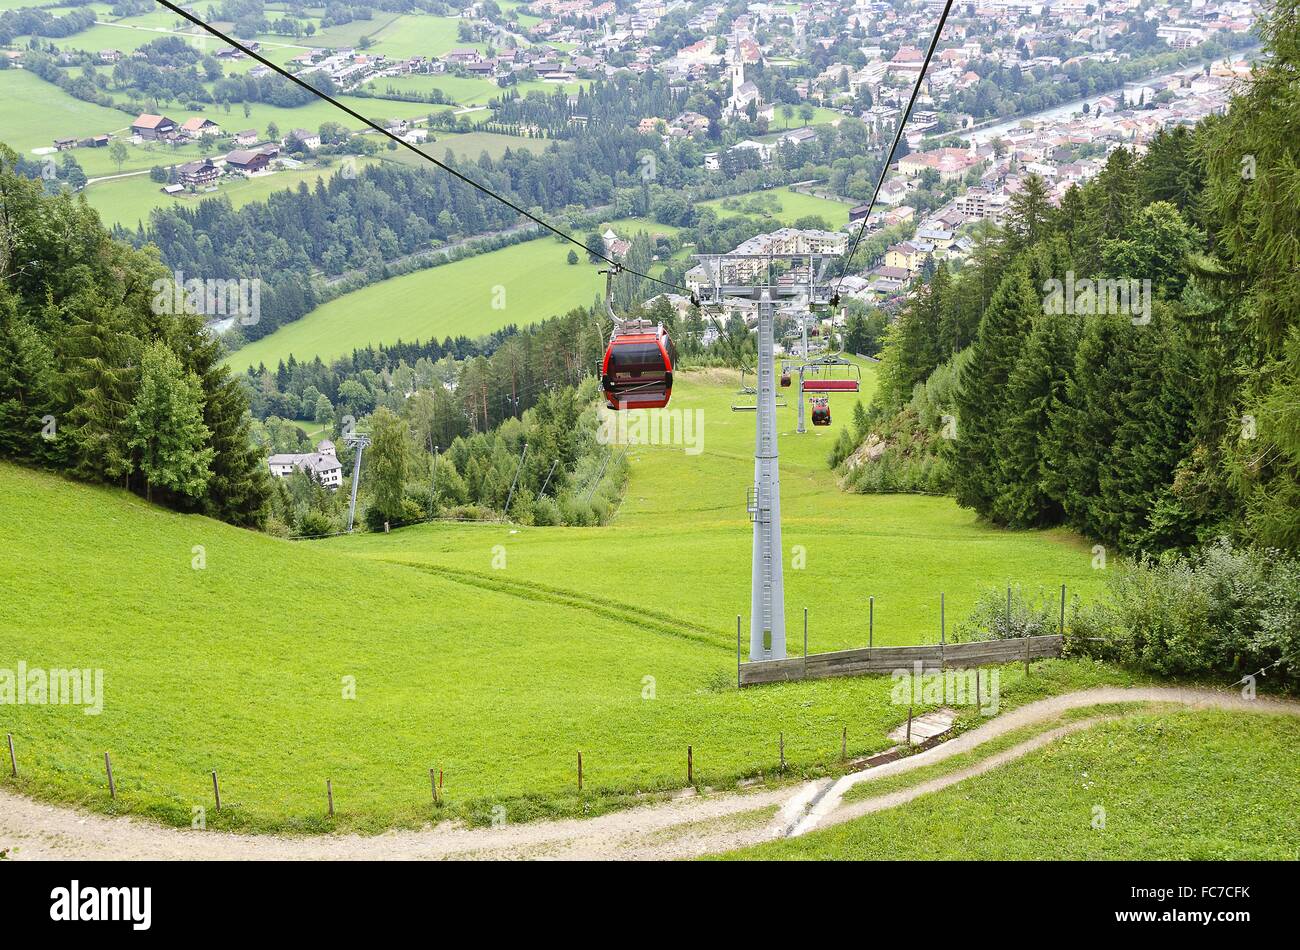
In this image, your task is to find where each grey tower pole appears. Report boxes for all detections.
[750,287,786,660]
[796,310,809,435]
[345,434,370,533]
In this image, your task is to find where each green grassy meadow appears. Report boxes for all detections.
[338,363,1105,654]
[385,130,554,164]
[83,159,376,228]
[363,73,503,106]
[698,186,857,228]
[723,710,1300,859]
[0,364,1125,834]
[226,237,606,369]
[0,71,134,156]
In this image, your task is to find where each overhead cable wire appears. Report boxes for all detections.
[832,0,956,302]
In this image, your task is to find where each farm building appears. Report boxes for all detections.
[131,114,177,140]
[225,149,272,173]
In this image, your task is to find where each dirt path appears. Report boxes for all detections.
[2,687,1294,860]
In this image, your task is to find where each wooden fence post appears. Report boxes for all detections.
[803,607,808,679]
[6,733,15,778]
[906,706,913,745]
[687,746,693,785]
[326,779,334,817]
[430,767,439,805]
[736,614,742,688]
[211,770,221,811]
[940,592,946,669]
[1006,585,1012,635]
[1060,583,1067,636]
[869,596,874,648]
[976,668,981,709]
[577,751,583,791]
[1025,631,1031,675]
[779,732,785,773]
[104,752,116,799]
[841,726,847,761]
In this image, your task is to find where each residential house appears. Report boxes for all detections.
[288,128,321,150]
[179,117,222,139]
[884,241,932,274]
[176,158,221,186]
[267,440,343,490]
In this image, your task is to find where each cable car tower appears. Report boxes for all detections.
[695,251,839,661]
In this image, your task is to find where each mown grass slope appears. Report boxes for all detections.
[342,363,1105,652]
[0,368,1118,833]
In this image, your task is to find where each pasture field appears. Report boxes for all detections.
[698,185,857,228]
[40,21,210,53]
[722,710,1300,859]
[83,158,374,228]
[226,236,606,368]
[383,130,554,164]
[0,71,134,156]
[0,366,1125,835]
[363,73,503,106]
[0,68,454,160]
[288,418,331,443]
[361,14,487,60]
[602,215,685,239]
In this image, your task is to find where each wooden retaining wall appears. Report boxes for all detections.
[739,634,1064,686]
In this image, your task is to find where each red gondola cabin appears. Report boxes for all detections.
[811,396,831,426]
[601,324,676,410]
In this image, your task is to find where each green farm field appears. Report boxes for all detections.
[361,14,486,60]
[722,710,1300,859]
[383,130,554,164]
[0,366,1116,834]
[0,71,134,156]
[699,185,857,228]
[83,158,375,227]
[227,237,607,369]
[362,73,503,106]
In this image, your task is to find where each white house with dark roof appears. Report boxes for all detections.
[267,440,343,489]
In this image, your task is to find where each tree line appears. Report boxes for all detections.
[0,146,269,527]
[843,21,1298,557]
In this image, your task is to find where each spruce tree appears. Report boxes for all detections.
[949,262,1040,516]
[994,307,1080,527]
[126,342,214,503]
[1045,310,1136,541]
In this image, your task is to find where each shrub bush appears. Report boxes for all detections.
[1073,539,1300,691]
[953,584,1078,642]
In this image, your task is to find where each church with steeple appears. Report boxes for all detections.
[726,32,763,117]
